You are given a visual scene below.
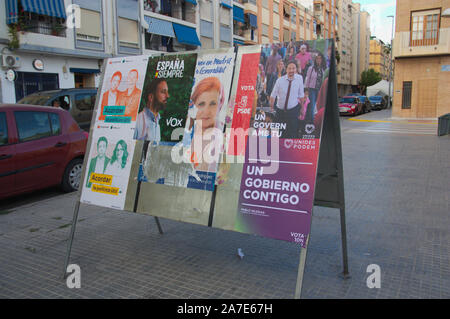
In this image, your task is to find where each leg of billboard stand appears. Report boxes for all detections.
[339,206,349,278]
[62,200,81,279]
[154,217,164,234]
[294,236,310,299]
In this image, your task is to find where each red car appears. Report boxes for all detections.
[339,96,364,116]
[0,104,88,200]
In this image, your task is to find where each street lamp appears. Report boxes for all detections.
[387,15,394,109]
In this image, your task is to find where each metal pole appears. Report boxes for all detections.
[62,201,81,279]
[339,207,350,277]
[294,237,309,299]
[388,15,394,109]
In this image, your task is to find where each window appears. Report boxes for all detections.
[402,81,412,109]
[0,113,8,146]
[50,95,70,110]
[262,0,269,9]
[14,112,52,142]
[283,29,289,41]
[273,28,279,40]
[411,10,440,46]
[220,6,231,26]
[75,94,96,111]
[273,2,279,13]
[201,0,213,21]
[118,17,139,48]
[77,9,102,43]
[49,113,61,135]
[262,24,269,36]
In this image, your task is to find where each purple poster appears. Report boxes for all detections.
[236,138,320,247]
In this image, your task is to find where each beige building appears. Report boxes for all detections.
[360,11,371,75]
[337,0,355,96]
[348,2,371,90]
[369,38,391,81]
[393,0,450,118]
[233,0,318,45]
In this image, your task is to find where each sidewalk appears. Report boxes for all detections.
[0,112,449,299]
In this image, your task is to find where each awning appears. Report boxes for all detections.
[220,0,232,9]
[173,23,201,46]
[144,16,175,38]
[233,6,245,23]
[69,68,101,74]
[184,0,197,5]
[5,0,18,24]
[21,0,67,19]
[248,13,257,28]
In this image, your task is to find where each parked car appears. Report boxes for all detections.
[369,95,385,110]
[0,104,88,200]
[17,88,98,131]
[358,95,372,113]
[339,96,364,116]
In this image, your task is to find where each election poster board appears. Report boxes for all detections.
[80,55,149,210]
[136,48,235,192]
[215,40,332,246]
[80,40,334,247]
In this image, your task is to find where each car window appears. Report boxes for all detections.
[18,94,53,105]
[340,98,357,104]
[0,112,8,146]
[75,93,96,111]
[49,113,61,135]
[14,111,52,142]
[50,95,70,110]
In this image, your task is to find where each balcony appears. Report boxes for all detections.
[393,28,450,58]
[143,0,196,25]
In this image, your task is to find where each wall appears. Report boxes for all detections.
[0,47,101,103]
[393,55,450,118]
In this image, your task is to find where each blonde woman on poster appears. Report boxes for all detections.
[184,76,225,173]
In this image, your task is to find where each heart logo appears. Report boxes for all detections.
[305,124,315,134]
[284,139,294,149]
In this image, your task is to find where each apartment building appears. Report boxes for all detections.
[369,38,391,81]
[313,0,338,40]
[232,0,318,45]
[348,2,370,89]
[337,0,354,96]
[392,0,450,118]
[359,10,370,75]
[0,0,206,104]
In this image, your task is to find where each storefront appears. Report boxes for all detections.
[0,47,102,104]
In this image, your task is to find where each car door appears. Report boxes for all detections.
[73,92,96,131]
[0,110,16,198]
[13,110,70,192]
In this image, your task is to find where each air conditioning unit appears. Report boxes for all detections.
[2,54,21,68]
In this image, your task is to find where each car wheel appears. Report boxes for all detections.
[62,158,83,192]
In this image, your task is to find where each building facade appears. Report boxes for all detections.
[337,0,355,96]
[392,0,450,118]
[369,38,391,81]
[0,0,205,104]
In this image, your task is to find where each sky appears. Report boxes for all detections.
[353,0,396,44]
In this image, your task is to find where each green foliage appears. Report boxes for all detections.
[7,24,20,50]
[359,68,382,94]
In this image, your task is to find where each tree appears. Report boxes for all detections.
[359,69,382,94]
